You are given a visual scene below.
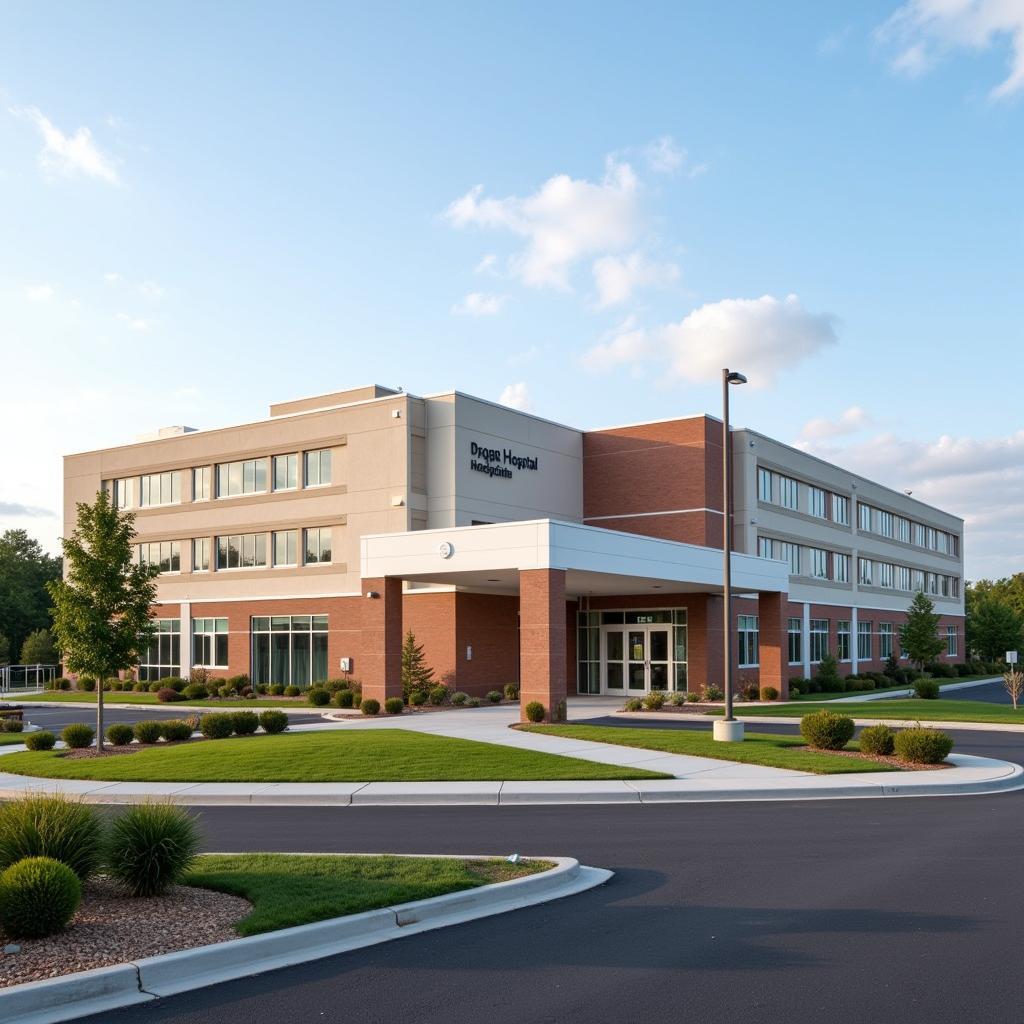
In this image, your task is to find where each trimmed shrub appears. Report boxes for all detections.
[642,691,665,710]
[217,685,235,699]
[133,720,163,744]
[270,684,285,696]
[161,677,186,692]
[256,683,269,695]
[914,678,940,700]
[384,697,404,715]
[106,723,135,746]
[760,686,779,702]
[333,689,355,708]
[815,653,842,692]
[284,685,301,698]
[800,710,855,751]
[226,674,250,690]
[702,685,723,702]
[685,690,703,703]
[133,681,148,692]
[0,795,104,879]
[486,690,502,704]
[160,720,193,742]
[429,685,451,706]
[25,731,56,751]
[147,682,163,693]
[61,723,94,749]
[199,713,234,739]
[503,682,520,701]
[0,857,81,938]
[157,687,184,703]
[361,698,381,716]
[58,678,72,691]
[624,697,644,712]
[859,724,896,756]
[741,683,760,702]
[258,710,288,734]
[0,718,24,733]
[451,691,469,706]
[77,677,96,692]
[467,697,481,708]
[230,711,259,736]
[182,684,208,701]
[789,680,801,696]
[106,802,201,897]
[524,700,546,722]
[307,688,330,707]
[409,690,427,707]
[668,691,688,706]
[893,727,954,764]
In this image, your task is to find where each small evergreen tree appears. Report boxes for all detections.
[47,490,159,750]
[401,630,435,699]
[815,651,842,691]
[20,628,58,665]
[883,653,900,679]
[900,592,944,674]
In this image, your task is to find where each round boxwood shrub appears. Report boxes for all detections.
[0,795,105,881]
[486,690,502,704]
[361,698,381,716]
[0,856,81,938]
[157,687,185,703]
[384,697,404,715]
[258,710,288,734]
[133,681,148,692]
[199,713,235,739]
[106,723,135,746]
[893,727,954,764]
[759,686,780,702]
[524,700,545,723]
[160,677,186,692]
[503,682,520,700]
[58,678,72,691]
[451,691,469,706]
[25,731,56,751]
[1,718,24,733]
[333,689,355,708]
[230,711,259,736]
[133,720,163,744]
[307,688,330,707]
[624,697,644,711]
[642,691,665,711]
[61,723,95,749]
[409,690,427,706]
[182,684,208,701]
[270,684,285,696]
[800,710,855,751]
[106,803,201,897]
[77,677,96,693]
[160,720,194,742]
[284,685,300,698]
[913,678,940,700]
[428,686,450,706]
[859,723,896,756]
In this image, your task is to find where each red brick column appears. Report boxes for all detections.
[361,576,403,705]
[758,591,789,700]
[519,568,567,723]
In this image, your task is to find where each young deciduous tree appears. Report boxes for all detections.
[19,628,58,665]
[47,490,159,750]
[0,529,62,657]
[1003,669,1024,711]
[400,629,435,700]
[899,592,945,674]
[968,597,1024,662]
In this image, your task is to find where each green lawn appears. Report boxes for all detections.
[790,673,995,702]
[524,724,893,774]
[186,853,551,936]
[729,698,1023,724]
[17,692,306,709]
[0,729,669,782]
[0,733,28,745]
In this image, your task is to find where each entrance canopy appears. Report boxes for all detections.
[360,518,789,597]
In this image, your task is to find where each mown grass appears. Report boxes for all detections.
[728,698,1022,724]
[185,853,551,936]
[523,724,894,774]
[0,729,669,782]
[18,692,306,708]
[788,673,995,702]
[0,733,28,746]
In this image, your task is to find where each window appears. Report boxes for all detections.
[897,516,911,543]
[912,569,925,592]
[808,547,828,579]
[926,527,937,550]
[949,535,959,557]
[936,531,949,555]
[192,467,211,502]
[788,617,802,665]
[273,530,298,567]
[304,449,332,487]
[897,565,912,591]
[879,623,894,660]
[216,458,268,497]
[738,614,759,667]
[757,467,772,502]
[192,617,228,668]
[879,562,894,589]
[927,572,938,595]
[858,557,873,586]
[858,502,872,532]
[251,614,329,687]
[139,471,181,507]
[779,475,799,510]
[107,478,131,509]
[192,537,210,572]
[858,621,872,661]
[777,541,800,575]
[877,510,894,538]
[946,625,958,657]
[951,577,960,598]
[913,522,925,547]
[833,494,849,526]
[216,533,267,570]
[273,454,297,491]
[138,618,180,681]
[304,527,332,564]
[837,620,851,661]
[809,486,827,519]
[809,619,829,663]
[758,536,772,559]
[833,553,850,583]
[138,540,180,573]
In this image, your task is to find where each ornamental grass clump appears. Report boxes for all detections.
[24,731,56,751]
[258,710,288,734]
[105,803,201,897]
[0,857,81,938]
[61,723,95,749]
[133,720,163,744]
[893,727,954,765]
[642,691,665,711]
[0,795,105,880]
[913,678,940,700]
[858,723,896,756]
[800,710,855,751]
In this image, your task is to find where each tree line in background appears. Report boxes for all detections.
[0,530,62,665]
[966,575,1024,662]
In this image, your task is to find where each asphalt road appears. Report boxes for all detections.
[69,721,1024,1024]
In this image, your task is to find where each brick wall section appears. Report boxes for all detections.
[757,591,788,699]
[519,568,567,723]
[454,592,520,695]
[403,592,458,687]
[360,576,403,704]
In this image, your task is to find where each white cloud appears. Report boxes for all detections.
[879,0,1024,98]
[10,106,120,184]
[103,272,122,283]
[580,315,653,372]
[444,157,641,290]
[139,280,165,299]
[645,135,685,174]
[818,25,853,55]
[592,252,680,308]
[25,284,54,302]
[800,405,873,441]
[474,253,498,274]
[116,312,152,331]
[450,292,505,316]
[498,382,533,411]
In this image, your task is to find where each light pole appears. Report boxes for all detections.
[713,367,747,742]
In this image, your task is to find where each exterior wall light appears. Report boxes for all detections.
[365,591,380,599]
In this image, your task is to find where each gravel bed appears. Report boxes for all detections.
[0,877,251,988]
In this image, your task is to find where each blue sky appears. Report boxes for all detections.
[1,0,1021,576]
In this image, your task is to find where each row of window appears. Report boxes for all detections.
[857,502,959,555]
[757,537,850,582]
[137,527,333,573]
[106,448,333,510]
[857,558,960,598]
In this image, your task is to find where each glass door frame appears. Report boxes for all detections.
[602,623,673,693]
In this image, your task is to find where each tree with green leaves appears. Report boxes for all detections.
[19,628,58,665]
[0,634,9,665]
[968,596,1024,662]
[47,490,159,750]
[0,529,62,659]
[400,629,435,700]
[900,592,945,674]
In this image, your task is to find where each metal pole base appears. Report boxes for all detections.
[713,719,745,742]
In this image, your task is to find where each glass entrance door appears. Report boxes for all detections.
[627,630,646,690]
[604,625,672,692]
[649,628,670,691]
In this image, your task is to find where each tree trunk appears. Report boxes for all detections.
[96,670,105,752]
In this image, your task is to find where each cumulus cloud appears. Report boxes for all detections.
[592,252,680,308]
[10,106,120,184]
[644,135,685,174]
[116,312,152,331]
[0,501,55,518]
[879,0,1024,98]
[800,405,873,441]
[498,382,533,411]
[580,316,653,372]
[474,253,498,274]
[451,292,505,316]
[25,284,54,302]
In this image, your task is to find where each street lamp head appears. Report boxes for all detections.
[726,371,748,385]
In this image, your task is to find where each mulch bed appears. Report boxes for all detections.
[800,746,950,771]
[0,877,251,989]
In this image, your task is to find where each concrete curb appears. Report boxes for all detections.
[0,855,609,1024]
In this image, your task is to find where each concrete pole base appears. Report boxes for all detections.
[713,719,745,743]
